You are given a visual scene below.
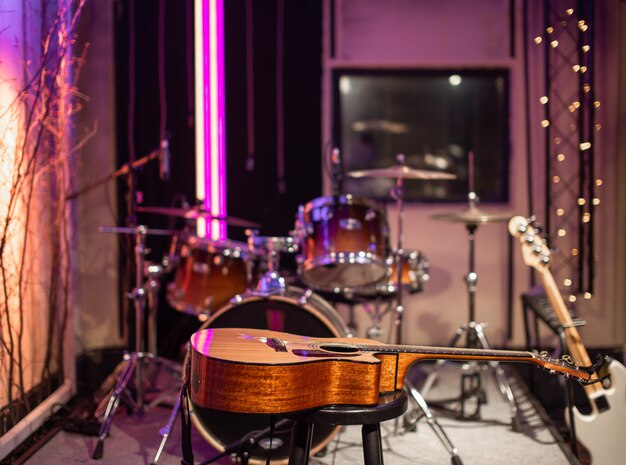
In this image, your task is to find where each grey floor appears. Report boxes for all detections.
[22,362,580,465]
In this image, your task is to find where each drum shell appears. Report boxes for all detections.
[189,287,348,464]
[167,237,250,315]
[296,195,390,292]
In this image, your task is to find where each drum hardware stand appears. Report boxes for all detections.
[421,192,520,431]
[93,226,181,459]
[352,155,464,464]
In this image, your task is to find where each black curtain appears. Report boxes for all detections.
[114,0,322,358]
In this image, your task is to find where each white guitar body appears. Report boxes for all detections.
[568,359,626,465]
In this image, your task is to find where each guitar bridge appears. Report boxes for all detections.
[266,337,288,352]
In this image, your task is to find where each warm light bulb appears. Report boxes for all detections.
[582,45,590,52]
[595,179,603,186]
[535,36,543,44]
[540,96,549,104]
[541,120,550,128]
[557,153,566,161]
[580,142,591,150]
[564,278,572,286]
[582,213,591,223]
[580,24,588,32]
[551,40,559,48]
[583,84,591,93]
[571,248,579,256]
[556,208,565,216]
[546,27,554,34]
[553,175,560,183]
[568,295,577,303]
[580,66,588,73]
[577,198,586,206]
[554,137,562,145]
[594,101,601,108]
[558,228,566,237]
[592,198,600,205]
[584,292,592,300]
[595,123,602,131]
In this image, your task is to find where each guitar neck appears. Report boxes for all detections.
[343,341,587,382]
[539,268,603,396]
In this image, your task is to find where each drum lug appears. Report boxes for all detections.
[297,288,314,306]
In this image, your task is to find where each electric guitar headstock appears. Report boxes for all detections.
[508,216,552,274]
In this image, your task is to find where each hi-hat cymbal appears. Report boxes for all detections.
[430,206,513,224]
[347,165,457,180]
[136,206,261,228]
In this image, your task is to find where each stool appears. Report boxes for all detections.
[286,390,408,465]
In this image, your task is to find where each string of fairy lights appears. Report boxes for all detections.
[534,2,600,303]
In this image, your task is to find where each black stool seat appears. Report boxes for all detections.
[286,390,408,465]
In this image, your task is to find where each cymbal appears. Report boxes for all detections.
[136,206,261,228]
[347,165,457,180]
[430,206,513,224]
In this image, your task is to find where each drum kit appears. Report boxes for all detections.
[90,152,516,465]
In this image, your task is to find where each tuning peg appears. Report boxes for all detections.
[540,255,551,265]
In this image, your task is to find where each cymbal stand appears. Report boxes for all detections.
[93,226,178,459]
[389,155,464,465]
[421,193,519,431]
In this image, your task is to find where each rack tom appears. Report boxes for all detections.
[295,195,390,292]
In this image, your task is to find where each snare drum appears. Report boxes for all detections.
[189,287,348,464]
[295,195,390,292]
[167,236,251,315]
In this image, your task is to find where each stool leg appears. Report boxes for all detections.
[362,423,384,465]
[288,421,314,465]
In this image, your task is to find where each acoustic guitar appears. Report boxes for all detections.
[188,327,598,415]
[509,216,626,465]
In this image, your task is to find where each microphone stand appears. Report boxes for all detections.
[79,142,172,460]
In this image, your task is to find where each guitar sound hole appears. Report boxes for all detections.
[319,344,360,353]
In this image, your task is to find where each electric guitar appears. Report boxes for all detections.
[188,327,598,415]
[509,216,626,465]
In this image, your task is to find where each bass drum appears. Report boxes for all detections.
[190,287,349,464]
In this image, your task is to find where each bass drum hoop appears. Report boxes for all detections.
[190,287,349,464]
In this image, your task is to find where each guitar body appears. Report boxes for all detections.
[189,328,390,414]
[569,359,626,465]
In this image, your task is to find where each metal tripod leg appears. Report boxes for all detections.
[404,380,464,465]
[92,353,139,459]
[473,323,520,431]
[151,391,182,465]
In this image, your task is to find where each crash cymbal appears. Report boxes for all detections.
[430,206,513,224]
[136,206,261,228]
[347,164,457,180]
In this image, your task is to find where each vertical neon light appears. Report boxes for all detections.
[194,0,226,240]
